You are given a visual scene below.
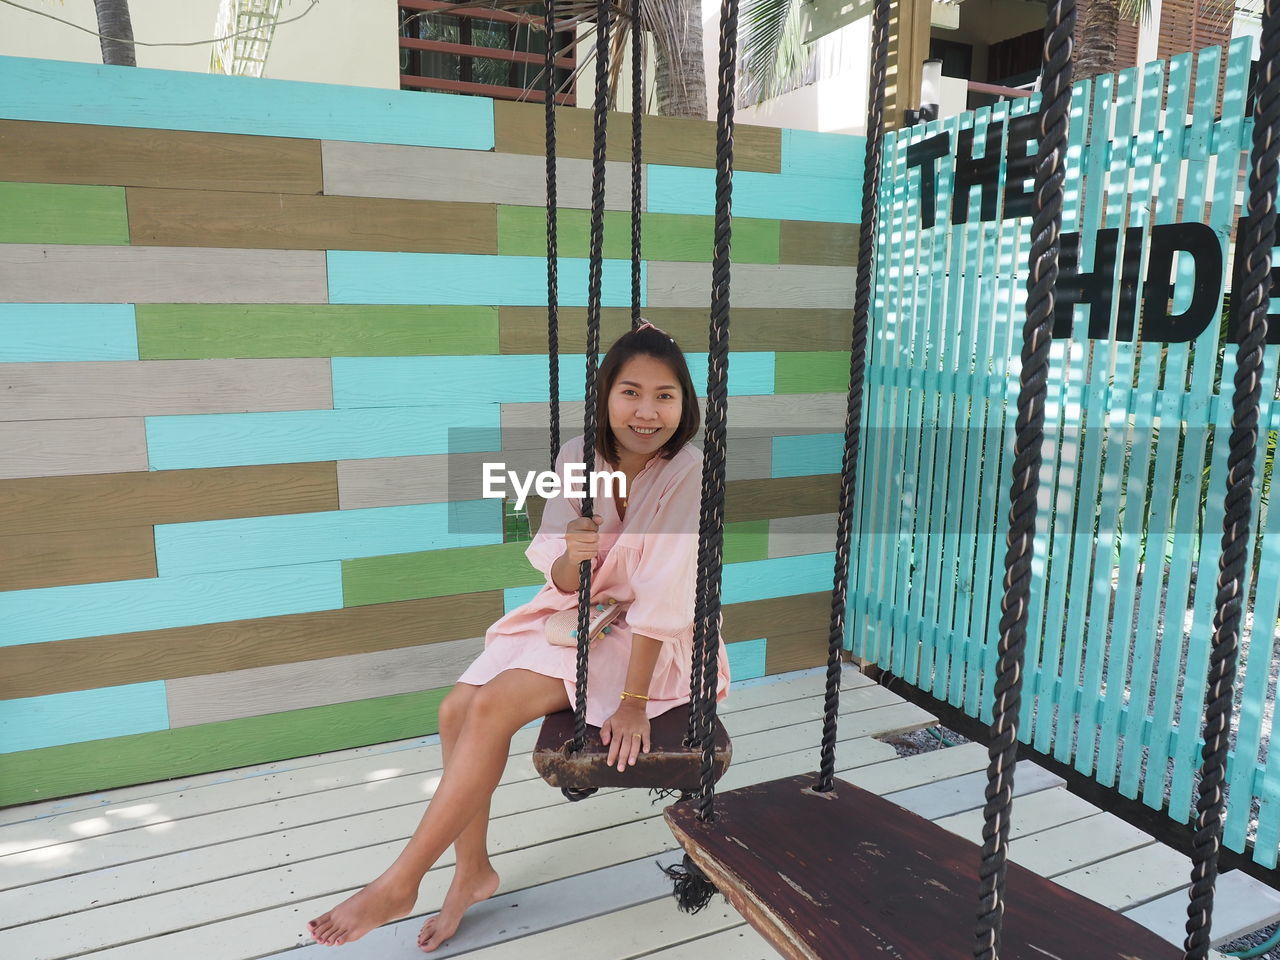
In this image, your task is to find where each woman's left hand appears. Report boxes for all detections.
[600,700,650,771]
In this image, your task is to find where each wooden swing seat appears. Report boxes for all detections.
[533,703,731,792]
[665,773,1185,960]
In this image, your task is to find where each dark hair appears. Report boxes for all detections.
[594,324,701,465]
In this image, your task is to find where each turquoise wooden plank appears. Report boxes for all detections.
[1034,77,1094,748]
[1095,61,1165,787]
[0,304,137,362]
[770,434,842,477]
[910,112,957,698]
[781,129,866,180]
[0,55,493,149]
[331,353,776,406]
[0,683,169,754]
[1140,44,1224,807]
[646,166,860,223]
[975,100,1022,724]
[1169,36,1256,822]
[725,637,767,681]
[963,105,1014,721]
[503,584,542,612]
[1224,376,1280,851]
[722,552,834,605]
[1062,73,1120,768]
[948,124,991,711]
[145,404,499,470]
[327,252,641,307]
[0,562,342,648]
[154,501,502,577]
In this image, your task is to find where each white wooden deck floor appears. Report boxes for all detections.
[2,666,1276,960]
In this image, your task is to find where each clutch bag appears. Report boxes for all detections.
[545,598,624,648]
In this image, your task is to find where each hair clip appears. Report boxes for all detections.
[635,319,674,341]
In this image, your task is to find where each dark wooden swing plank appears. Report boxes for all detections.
[533,703,731,791]
[665,773,1185,960]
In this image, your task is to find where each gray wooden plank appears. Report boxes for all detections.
[0,245,327,303]
[322,141,643,211]
[767,513,837,558]
[166,636,487,727]
[1008,812,1156,878]
[1053,842,1193,911]
[883,761,1066,821]
[0,360,333,421]
[647,262,856,309]
[338,449,549,510]
[257,853,686,959]
[0,417,147,479]
[1123,870,1280,948]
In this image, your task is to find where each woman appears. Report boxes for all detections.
[307,322,731,950]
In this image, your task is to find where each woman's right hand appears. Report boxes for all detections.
[563,514,604,564]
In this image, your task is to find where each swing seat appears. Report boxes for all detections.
[533,703,731,793]
[665,773,1185,960]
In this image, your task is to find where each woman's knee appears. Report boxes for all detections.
[439,684,477,736]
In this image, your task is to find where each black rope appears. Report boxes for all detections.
[974,1,1074,956]
[687,0,738,825]
[572,0,612,752]
[630,0,643,327]
[815,0,890,796]
[545,0,560,471]
[1183,6,1278,957]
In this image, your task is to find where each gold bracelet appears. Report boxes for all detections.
[619,690,651,703]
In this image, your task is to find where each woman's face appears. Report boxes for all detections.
[607,354,684,465]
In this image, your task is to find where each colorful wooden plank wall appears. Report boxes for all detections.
[855,39,1280,869]
[0,56,864,806]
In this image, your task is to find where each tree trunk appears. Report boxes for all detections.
[1075,0,1119,80]
[648,0,708,118]
[94,0,137,67]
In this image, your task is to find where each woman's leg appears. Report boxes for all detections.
[307,669,569,946]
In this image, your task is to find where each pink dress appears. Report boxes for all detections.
[457,435,731,727]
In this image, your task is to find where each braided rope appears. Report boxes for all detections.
[572,0,612,752]
[815,0,890,795]
[689,0,738,822]
[631,0,644,328]
[545,0,560,471]
[1183,7,1278,957]
[974,2,1074,956]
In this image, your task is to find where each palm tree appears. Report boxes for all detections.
[1075,0,1147,80]
[736,0,813,107]
[93,0,137,66]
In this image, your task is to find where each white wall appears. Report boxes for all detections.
[0,0,399,88]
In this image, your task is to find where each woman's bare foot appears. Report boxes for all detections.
[417,867,501,952]
[308,873,419,946]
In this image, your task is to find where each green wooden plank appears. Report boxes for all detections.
[135,304,500,358]
[0,182,129,245]
[773,351,850,394]
[724,519,770,565]
[496,206,780,264]
[344,541,542,607]
[0,685,449,807]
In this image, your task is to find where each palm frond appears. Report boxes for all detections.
[738,0,814,105]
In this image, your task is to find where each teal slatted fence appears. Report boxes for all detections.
[852,38,1280,870]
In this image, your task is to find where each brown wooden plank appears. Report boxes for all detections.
[726,475,839,523]
[499,306,853,353]
[0,526,156,591]
[0,120,323,194]
[0,462,338,536]
[127,188,496,253]
[665,774,1185,960]
[722,592,827,647]
[492,100,781,173]
[763,629,834,676]
[533,706,731,792]
[779,220,860,266]
[0,593,504,700]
